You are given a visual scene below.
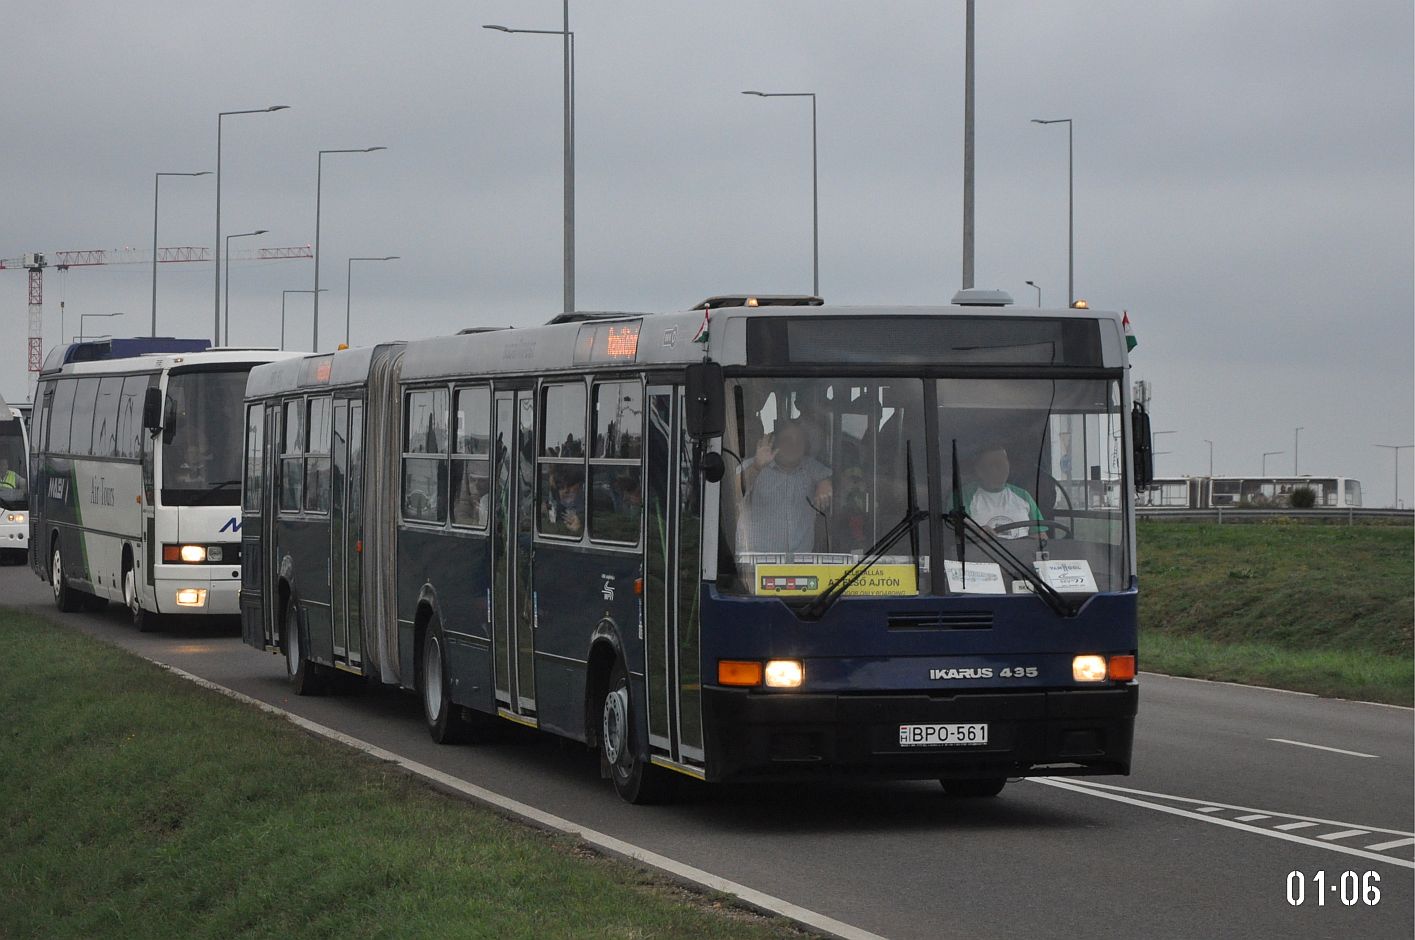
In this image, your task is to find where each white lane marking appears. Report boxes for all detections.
[1141,671,1413,711]
[1267,738,1379,759]
[1196,806,1223,813]
[1234,814,1270,822]
[1031,778,1414,870]
[1275,822,1319,831]
[1048,778,1413,836]
[1317,829,1369,842]
[1366,837,1415,851]
[154,663,886,940]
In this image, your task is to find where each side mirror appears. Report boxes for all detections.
[683,361,725,438]
[1131,402,1154,490]
[699,450,725,483]
[142,387,164,432]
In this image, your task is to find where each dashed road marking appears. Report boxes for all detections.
[1316,829,1369,842]
[1366,837,1415,851]
[1234,814,1269,822]
[1275,821,1319,831]
[1267,738,1379,759]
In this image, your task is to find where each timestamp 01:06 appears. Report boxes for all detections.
[1286,871,1381,906]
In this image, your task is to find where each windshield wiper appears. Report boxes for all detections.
[801,442,925,622]
[942,439,1077,618]
[188,479,241,506]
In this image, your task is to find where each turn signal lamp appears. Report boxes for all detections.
[1108,654,1137,681]
[763,660,804,688]
[718,660,764,687]
[1072,654,1107,682]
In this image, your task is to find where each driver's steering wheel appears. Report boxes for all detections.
[991,519,1072,538]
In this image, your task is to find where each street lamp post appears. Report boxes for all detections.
[281,289,327,351]
[962,0,975,289]
[345,256,399,346]
[81,312,124,341]
[314,147,386,351]
[215,105,290,343]
[224,230,267,345]
[1025,279,1041,307]
[1262,451,1283,476]
[742,90,819,296]
[1374,444,1414,509]
[152,171,210,337]
[1294,426,1303,475]
[484,15,575,314]
[1203,439,1214,477]
[1031,117,1074,306]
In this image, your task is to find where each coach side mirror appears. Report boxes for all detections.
[142,387,164,432]
[1131,401,1154,491]
[699,450,725,483]
[684,361,724,438]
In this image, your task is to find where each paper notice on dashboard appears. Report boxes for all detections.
[1032,559,1098,592]
[942,560,1006,594]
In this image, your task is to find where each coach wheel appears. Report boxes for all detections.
[125,566,160,633]
[600,659,673,805]
[283,592,326,696]
[420,617,483,744]
[51,542,82,613]
[941,777,1007,798]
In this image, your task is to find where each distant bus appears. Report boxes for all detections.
[1142,476,1361,509]
[0,394,29,563]
[242,296,1147,803]
[29,341,302,627]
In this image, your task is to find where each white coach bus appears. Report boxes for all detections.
[29,341,302,627]
[0,393,29,562]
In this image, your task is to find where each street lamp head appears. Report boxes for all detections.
[267,105,291,112]
[383,255,400,261]
[483,24,512,31]
[194,171,213,176]
[742,90,767,96]
[1025,280,1036,287]
[365,146,387,153]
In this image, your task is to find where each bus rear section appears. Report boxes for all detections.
[0,397,29,562]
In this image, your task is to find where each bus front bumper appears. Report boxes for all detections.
[154,566,242,616]
[700,685,1137,783]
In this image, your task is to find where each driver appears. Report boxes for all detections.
[0,456,20,491]
[964,444,1043,540]
[737,419,832,555]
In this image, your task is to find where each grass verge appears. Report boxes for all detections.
[0,609,802,940]
[1139,521,1413,704]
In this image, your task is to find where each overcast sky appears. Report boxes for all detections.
[2,1,1412,505]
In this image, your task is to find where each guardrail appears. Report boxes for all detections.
[1137,507,1413,525]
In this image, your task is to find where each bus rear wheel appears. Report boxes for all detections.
[283,593,327,696]
[941,777,1007,798]
[51,543,82,613]
[601,660,673,805]
[420,618,488,744]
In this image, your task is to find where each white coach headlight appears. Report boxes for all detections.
[5,512,25,523]
[179,544,207,563]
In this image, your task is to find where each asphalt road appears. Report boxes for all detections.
[3,563,1412,940]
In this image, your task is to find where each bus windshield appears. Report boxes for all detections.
[719,375,1129,599]
[0,417,26,510]
[161,370,248,506]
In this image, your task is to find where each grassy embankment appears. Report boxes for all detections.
[0,609,800,940]
[1138,521,1413,705]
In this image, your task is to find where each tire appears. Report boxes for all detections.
[600,660,674,804]
[420,617,482,744]
[941,777,1007,798]
[283,592,326,696]
[125,565,161,632]
[51,542,83,613]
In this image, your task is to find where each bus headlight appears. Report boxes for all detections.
[5,512,25,523]
[175,588,208,607]
[1072,654,1108,682]
[763,660,804,688]
[179,545,207,563]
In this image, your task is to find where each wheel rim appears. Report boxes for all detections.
[602,683,630,768]
[125,569,138,615]
[51,549,62,599]
[285,609,300,675]
[424,634,444,721]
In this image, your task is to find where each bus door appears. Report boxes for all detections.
[328,397,365,668]
[345,400,364,666]
[261,402,282,646]
[643,385,705,768]
[492,387,537,720]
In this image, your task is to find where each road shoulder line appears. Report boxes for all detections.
[154,662,887,940]
[1141,671,1413,711]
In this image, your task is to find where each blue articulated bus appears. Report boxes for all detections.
[242,293,1149,803]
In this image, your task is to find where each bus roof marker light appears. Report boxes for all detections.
[951,288,1013,307]
[1070,299,1090,309]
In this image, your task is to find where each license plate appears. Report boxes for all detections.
[898,723,989,747]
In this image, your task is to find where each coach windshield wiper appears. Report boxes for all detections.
[188,479,242,506]
[801,442,926,622]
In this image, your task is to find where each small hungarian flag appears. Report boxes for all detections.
[692,308,711,344]
[1122,310,1137,351]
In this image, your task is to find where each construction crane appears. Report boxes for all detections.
[1,245,312,396]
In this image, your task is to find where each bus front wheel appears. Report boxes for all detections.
[420,617,491,744]
[50,543,82,613]
[941,777,1007,798]
[283,593,326,696]
[125,566,161,633]
[600,660,673,805]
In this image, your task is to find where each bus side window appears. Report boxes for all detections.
[402,387,449,524]
[47,379,77,454]
[588,380,642,544]
[537,382,586,538]
[280,399,304,513]
[116,375,151,459]
[92,376,124,458]
[244,404,263,512]
[450,386,490,529]
[304,396,332,513]
[69,377,100,458]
